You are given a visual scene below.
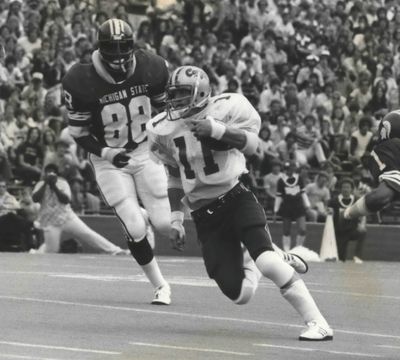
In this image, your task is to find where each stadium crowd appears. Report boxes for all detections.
[0,0,398,249]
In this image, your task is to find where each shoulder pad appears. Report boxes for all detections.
[147,113,178,136]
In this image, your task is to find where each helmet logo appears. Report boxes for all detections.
[380,120,391,140]
[185,68,198,77]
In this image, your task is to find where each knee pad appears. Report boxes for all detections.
[115,199,147,242]
[127,237,154,265]
[255,250,295,288]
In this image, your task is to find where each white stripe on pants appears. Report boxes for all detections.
[40,213,122,254]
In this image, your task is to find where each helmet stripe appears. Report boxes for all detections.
[113,19,120,35]
[109,19,114,36]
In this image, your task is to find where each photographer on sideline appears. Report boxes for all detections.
[32,163,127,254]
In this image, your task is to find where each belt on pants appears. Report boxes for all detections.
[191,182,250,222]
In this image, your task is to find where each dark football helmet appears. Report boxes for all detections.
[97,19,134,75]
[378,110,400,142]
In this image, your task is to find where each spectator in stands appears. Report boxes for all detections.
[296,54,324,89]
[15,127,42,185]
[349,77,372,111]
[329,178,366,263]
[258,78,285,113]
[350,116,374,162]
[20,72,47,113]
[274,161,310,251]
[0,179,34,251]
[262,159,283,205]
[295,114,326,167]
[32,163,126,254]
[305,172,331,223]
[297,81,316,116]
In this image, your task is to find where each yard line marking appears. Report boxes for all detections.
[377,345,400,349]
[0,341,120,355]
[0,354,67,360]
[130,342,253,356]
[2,271,400,301]
[254,344,383,358]
[1,295,400,341]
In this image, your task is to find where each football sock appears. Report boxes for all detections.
[281,278,328,325]
[282,235,291,252]
[296,235,305,247]
[255,250,294,287]
[127,236,153,265]
[141,258,168,289]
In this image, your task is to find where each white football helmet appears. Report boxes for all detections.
[166,66,211,120]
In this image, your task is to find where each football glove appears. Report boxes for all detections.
[170,211,185,252]
[101,147,130,168]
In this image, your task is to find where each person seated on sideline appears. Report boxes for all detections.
[329,178,366,263]
[305,171,331,223]
[0,179,34,251]
[31,163,127,255]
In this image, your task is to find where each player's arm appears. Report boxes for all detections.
[63,87,130,168]
[167,165,186,251]
[189,97,263,157]
[149,58,169,113]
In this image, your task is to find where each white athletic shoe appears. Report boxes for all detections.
[353,256,363,264]
[151,283,171,305]
[299,320,333,341]
[285,253,309,274]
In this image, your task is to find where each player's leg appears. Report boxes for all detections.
[63,213,126,254]
[193,210,258,305]
[336,232,349,261]
[91,157,170,303]
[134,159,171,236]
[282,217,292,251]
[295,215,306,247]
[238,192,332,340]
[345,180,396,219]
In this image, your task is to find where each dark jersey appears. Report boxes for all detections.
[276,174,304,201]
[62,49,169,149]
[369,138,400,192]
[276,174,306,219]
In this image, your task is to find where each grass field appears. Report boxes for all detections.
[0,253,400,360]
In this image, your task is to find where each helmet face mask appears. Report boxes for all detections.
[98,19,134,75]
[166,66,211,120]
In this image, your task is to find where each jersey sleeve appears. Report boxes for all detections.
[226,94,261,134]
[145,53,169,108]
[62,67,92,139]
[147,128,178,168]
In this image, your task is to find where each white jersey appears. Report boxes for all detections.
[147,93,261,205]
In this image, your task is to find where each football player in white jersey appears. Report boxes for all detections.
[62,19,171,304]
[147,66,333,340]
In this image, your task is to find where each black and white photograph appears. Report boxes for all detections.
[0,0,400,359]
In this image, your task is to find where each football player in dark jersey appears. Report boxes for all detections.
[344,110,400,220]
[62,19,172,304]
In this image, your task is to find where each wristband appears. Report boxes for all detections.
[101,147,121,162]
[207,115,226,140]
[171,211,184,225]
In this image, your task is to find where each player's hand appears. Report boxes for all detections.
[101,147,130,168]
[45,172,57,186]
[189,117,213,139]
[112,151,130,168]
[169,222,185,252]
